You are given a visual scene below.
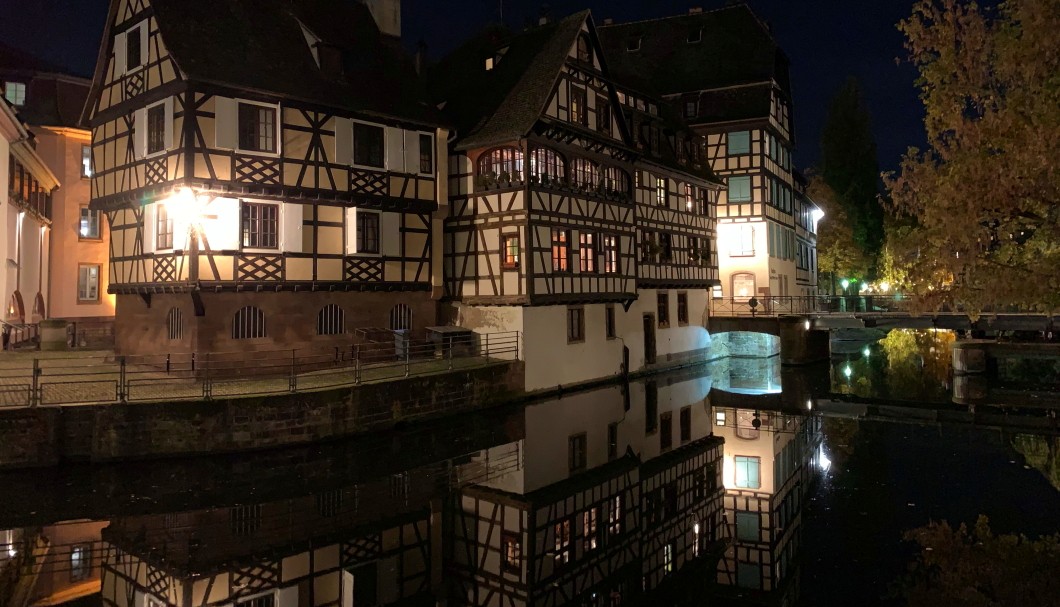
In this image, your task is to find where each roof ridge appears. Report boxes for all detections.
[597,3,749,29]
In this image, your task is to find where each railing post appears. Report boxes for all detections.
[484,333,490,360]
[404,342,410,377]
[355,344,361,385]
[191,352,196,372]
[203,352,212,400]
[116,356,128,403]
[447,339,453,370]
[31,358,40,408]
[289,349,297,392]
[166,353,171,375]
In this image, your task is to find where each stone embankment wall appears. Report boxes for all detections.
[0,362,523,469]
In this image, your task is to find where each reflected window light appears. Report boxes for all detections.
[715,411,726,426]
[862,346,871,358]
[806,399,813,410]
[819,444,831,472]
[693,521,701,557]
[843,364,853,379]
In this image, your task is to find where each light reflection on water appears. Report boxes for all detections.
[0,329,1056,607]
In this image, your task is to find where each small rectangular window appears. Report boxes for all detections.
[579,232,595,273]
[608,495,622,535]
[554,520,572,565]
[501,234,520,269]
[734,456,761,489]
[126,25,143,71]
[677,292,688,326]
[731,225,755,257]
[728,131,750,155]
[566,306,585,343]
[70,543,91,582]
[583,508,599,551]
[607,421,618,460]
[570,86,588,126]
[659,233,673,263]
[569,432,587,473]
[728,175,752,202]
[680,406,691,443]
[79,207,100,239]
[237,103,276,153]
[501,532,521,573]
[605,304,616,339]
[685,99,697,118]
[3,82,26,106]
[147,103,166,154]
[660,411,673,451]
[655,177,667,206]
[356,211,380,254]
[353,123,385,168]
[156,204,173,250]
[81,144,92,178]
[603,234,619,273]
[552,228,570,272]
[241,202,279,249]
[657,292,669,328]
[736,511,760,542]
[419,133,433,174]
[78,265,100,302]
[596,97,611,133]
[645,381,658,434]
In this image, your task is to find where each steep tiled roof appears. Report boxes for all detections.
[0,42,90,129]
[141,0,441,126]
[429,11,589,150]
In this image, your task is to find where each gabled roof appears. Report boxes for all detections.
[88,0,441,127]
[598,4,790,99]
[430,11,590,151]
[0,42,91,129]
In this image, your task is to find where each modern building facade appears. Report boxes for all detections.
[433,12,723,390]
[0,42,113,345]
[600,5,821,305]
[1,96,58,345]
[83,0,447,355]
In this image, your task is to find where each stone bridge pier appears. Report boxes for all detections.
[709,315,831,365]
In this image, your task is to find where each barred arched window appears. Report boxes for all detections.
[478,147,524,179]
[529,147,564,181]
[232,306,266,339]
[603,166,631,195]
[167,307,184,340]
[570,158,600,189]
[317,304,345,335]
[390,304,411,331]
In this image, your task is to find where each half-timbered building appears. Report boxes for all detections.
[1,95,59,344]
[83,0,447,355]
[448,372,726,607]
[433,12,723,390]
[600,6,821,305]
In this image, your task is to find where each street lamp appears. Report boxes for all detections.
[841,278,850,290]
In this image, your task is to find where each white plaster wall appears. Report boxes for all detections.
[0,135,9,312]
[523,304,625,391]
[716,220,770,299]
[618,289,713,373]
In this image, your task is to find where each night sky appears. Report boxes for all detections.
[0,0,926,173]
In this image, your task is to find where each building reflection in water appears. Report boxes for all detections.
[0,362,833,607]
[1,521,106,607]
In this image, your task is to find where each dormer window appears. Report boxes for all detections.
[116,20,148,76]
[2,82,25,107]
[577,34,592,63]
[687,29,703,44]
[626,37,641,52]
[126,24,144,71]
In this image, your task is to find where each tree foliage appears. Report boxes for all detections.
[808,172,870,291]
[820,78,886,265]
[901,516,1060,606]
[888,0,1060,311]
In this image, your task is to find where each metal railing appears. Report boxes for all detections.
[0,320,38,350]
[0,331,520,409]
[710,295,920,317]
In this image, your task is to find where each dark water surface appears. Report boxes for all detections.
[1,330,1058,607]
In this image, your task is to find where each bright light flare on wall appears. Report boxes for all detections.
[818,444,831,472]
[162,187,208,233]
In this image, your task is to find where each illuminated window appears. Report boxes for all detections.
[502,532,521,573]
[530,147,564,181]
[576,34,592,63]
[730,225,755,257]
[583,508,599,551]
[603,166,630,195]
[241,202,279,249]
[566,306,584,343]
[3,82,26,106]
[715,410,726,426]
[70,543,91,582]
[79,207,100,239]
[352,211,379,254]
[552,228,570,271]
[579,232,596,272]
[571,158,599,189]
[570,86,587,125]
[728,131,750,155]
[81,144,92,178]
[728,175,751,202]
[353,122,384,168]
[656,177,667,205]
[731,272,756,301]
[734,456,761,489]
[603,234,619,273]
[418,133,433,174]
[479,147,523,179]
[554,519,572,565]
[78,265,100,302]
[156,204,173,250]
[501,234,520,269]
[664,541,674,573]
[237,103,276,154]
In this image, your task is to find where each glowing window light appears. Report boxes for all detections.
[843,364,853,379]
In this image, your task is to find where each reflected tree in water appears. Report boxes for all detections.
[878,329,955,400]
[900,516,1060,606]
[1013,435,1060,492]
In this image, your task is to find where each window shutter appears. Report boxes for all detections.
[280,203,303,253]
[384,126,403,172]
[163,96,175,150]
[345,208,358,254]
[143,204,156,253]
[114,32,127,76]
[132,108,146,159]
[214,97,237,149]
[334,117,352,164]
[139,23,149,66]
[277,585,298,607]
[403,132,419,175]
[382,212,400,257]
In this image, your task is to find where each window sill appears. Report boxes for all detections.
[729,253,756,258]
[567,338,585,345]
[78,236,104,243]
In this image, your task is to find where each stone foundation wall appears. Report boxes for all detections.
[114,291,438,356]
[0,361,523,469]
[712,331,781,358]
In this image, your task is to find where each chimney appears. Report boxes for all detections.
[538,4,551,25]
[364,0,401,38]
[414,39,427,75]
[689,7,703,14]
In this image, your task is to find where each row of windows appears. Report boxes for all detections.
[478,147,631,194]
[164,304,413,340]
[767,222,796,262]
[565,292,690,344]
[640,173,711,216]
[641,231,713,266]
[7,154,52,219]
[769,177,794,214]
[656,291,690,329]
[550,229,621,274]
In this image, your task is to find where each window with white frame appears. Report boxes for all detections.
[78,265,100,302]
[79,207,100,239]
[125,23,145,71]
[237,103,277,154]
[70,543,91,582]
[730,224,755,257]
[734,455,761,489]
[156,204,174,250]
[2,82,26,106]
[728,175,752,202]
[418,133,433,174]
[146,103,166,155]
[731,272,756,301]
[241,202,279,249]
[81,144,92,178]
[356,211,380,254]
[353,122,385,168]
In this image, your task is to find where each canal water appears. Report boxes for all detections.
[1,329,1058,607]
